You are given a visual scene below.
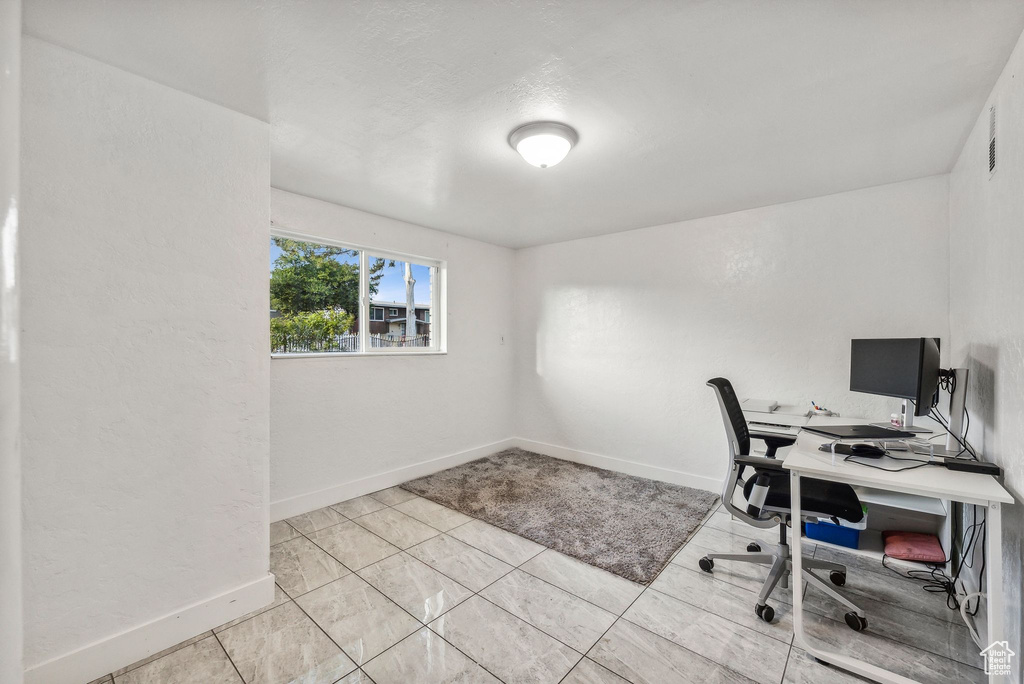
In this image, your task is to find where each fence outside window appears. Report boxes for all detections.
[271,333,429,354]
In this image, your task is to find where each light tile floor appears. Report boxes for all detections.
[87,490,986,684]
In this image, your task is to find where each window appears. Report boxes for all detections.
[367,253,437,350]
[270,232,444,356]
[270,236,361,353]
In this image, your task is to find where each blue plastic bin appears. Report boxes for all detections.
[804,520,861,549]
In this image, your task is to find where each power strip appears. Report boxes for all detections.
[943,458,1001,476]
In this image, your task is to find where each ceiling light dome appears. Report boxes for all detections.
[508,122,578,168]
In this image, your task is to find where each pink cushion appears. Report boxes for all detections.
[882,530,945,563]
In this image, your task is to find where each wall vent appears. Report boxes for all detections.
[988,106,996,175]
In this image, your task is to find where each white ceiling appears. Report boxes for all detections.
[24,1,1024,248]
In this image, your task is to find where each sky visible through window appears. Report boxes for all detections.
[370,258,431,304]
[270,241,431,304]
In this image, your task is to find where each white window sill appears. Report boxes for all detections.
[271,350,447,359]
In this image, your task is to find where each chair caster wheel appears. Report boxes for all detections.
[698,556,714,573]
[829,570,846,586]
[844,612,867,631]
[755,603,775,623]
[747,542,761,553]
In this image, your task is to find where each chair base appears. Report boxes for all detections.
[699,525,867,630]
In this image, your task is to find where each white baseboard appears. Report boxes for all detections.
[271,436,720,522]
[270,438,517,521]
[512,437,722,494]
[24,573,275,684]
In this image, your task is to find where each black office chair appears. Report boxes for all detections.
[702,377,868,631]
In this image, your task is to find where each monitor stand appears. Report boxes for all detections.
[933,368,970,456]
[908,368,971,457]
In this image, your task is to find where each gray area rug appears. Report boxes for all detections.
[400,448,719,584]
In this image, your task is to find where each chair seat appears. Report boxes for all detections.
[743,471,863,522]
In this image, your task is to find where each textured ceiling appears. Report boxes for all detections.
[23,1,1024,248]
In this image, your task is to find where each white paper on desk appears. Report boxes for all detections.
[742,398,780,413]
[747,413,808,428]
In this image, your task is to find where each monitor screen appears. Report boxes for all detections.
[850,338,940,414]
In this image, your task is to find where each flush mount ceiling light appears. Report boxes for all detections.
[508,122,578,168]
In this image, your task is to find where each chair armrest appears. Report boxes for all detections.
[749,431,797,446]
[748,432,797,459]
[735,454,787,473]
[719,454,788,529]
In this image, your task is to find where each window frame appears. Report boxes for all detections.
[370,307,385,321]
[270,228,446,358]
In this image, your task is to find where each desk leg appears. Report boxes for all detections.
[788,469,917,684]
[790,471,806,648]
[986,502,1003,683]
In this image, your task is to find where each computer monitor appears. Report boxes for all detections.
[850,338,940,417]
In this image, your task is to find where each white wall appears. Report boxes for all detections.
[20,38,271,682]
[1,2,22,683]
[949,25,1024,674]
[514,176,950,488]
[270,189,515,518]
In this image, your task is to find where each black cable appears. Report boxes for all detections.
[939,370,978,459]
[953,505,987,617]
[842,453,937,472]
[928,408,973,459]
[910,382,979,460]
[963,407,977,459]
[928,407,977,459]
[880,503,987,614]
[882,556,960,609]
[973,516,987,616]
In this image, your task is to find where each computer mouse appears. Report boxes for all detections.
[850,443,886,458]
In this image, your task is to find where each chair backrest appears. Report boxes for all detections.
[707,378,782,528]
[706,377,750,458]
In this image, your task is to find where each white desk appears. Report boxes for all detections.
[744,412,954,563]
[784,432,1013,684]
